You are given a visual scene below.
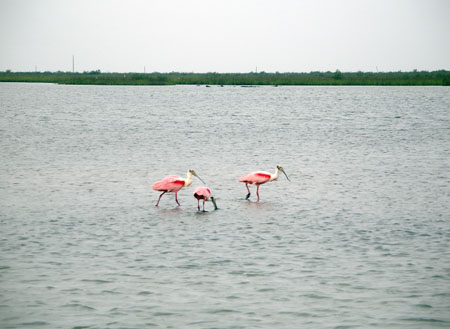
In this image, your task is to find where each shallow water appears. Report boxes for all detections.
[1,83,449,328]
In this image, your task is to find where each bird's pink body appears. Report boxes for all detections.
[238,166,289,201]
[238,171,274,201]
[193,186,212,200]
[193,186,217,211]
[238,171,273,185]
[152,175,185,193]
[193,186,211,211]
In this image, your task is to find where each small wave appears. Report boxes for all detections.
[187,320,216,326]
[401,317,448,323]
[279,311,316,317]
[101,290,120,295]
[62,303,96,311]
[303,293,329,299]
[152,312,179,316]
[62,288,82,292]
[205,308,240,314]
[431,275,445,279]
[19,322,48,326]
[414,304,432,308]
[208,259,232,265]
[81,279,112,284]
[175,264,200,269]
[432,292,450,297]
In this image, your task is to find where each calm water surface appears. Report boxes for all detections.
[1,83,449,328]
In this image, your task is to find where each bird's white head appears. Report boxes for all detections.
[188,169,206,184]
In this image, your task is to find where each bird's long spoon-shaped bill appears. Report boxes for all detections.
[281,170,290,181]
[193,173,206,184]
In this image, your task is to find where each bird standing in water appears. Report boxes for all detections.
[238,165,290,201]
[193,186,218,211]
[152,170,204,206]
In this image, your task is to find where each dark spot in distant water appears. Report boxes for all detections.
[401,318,448,323]
[279,311,316,317]
[19,322,49,326]
[415,304,432,308]
[153,312,179,316]
[81,279,112,284]
[62,303,96,311]
[205,308,240,314]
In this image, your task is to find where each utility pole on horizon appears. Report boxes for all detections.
[72,55,74,73]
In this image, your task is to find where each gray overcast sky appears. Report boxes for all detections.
[1,0,449,73]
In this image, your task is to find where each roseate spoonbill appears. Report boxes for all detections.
[152,170,205,206]
[193,186,218,212]
[238,165,290,201]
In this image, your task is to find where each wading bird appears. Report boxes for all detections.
[152,170,204,206]
[193,186,218,212]
[238,165,290,201]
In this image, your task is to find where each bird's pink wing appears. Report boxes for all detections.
[238,172,271,184]
[152,175,185,192]
[193,186,211,197]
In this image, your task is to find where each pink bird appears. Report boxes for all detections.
[238,165,290,201]
[152,169,204,206]
[193,186,218,212]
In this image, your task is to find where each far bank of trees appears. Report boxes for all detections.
[1,70,449,86]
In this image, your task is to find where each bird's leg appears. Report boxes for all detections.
[245,183,251,200]
[197,199,200,211]
[175,192,180,206]
[155,191,166,206]
[202,200,206,212]
[256,185,260,202]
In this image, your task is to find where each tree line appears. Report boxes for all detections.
[1,70,449,85]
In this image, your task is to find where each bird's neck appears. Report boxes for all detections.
[184,171,193,187]
[270,168,279,182]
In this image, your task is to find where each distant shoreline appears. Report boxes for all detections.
[1,70,449,86]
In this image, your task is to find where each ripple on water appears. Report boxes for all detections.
[80,279,113,284]
[18,322,49,326]
[205,308,241,314]
[62,303,96,311]
[401,317,449,324]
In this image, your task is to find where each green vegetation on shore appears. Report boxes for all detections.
[1,70,449,86]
